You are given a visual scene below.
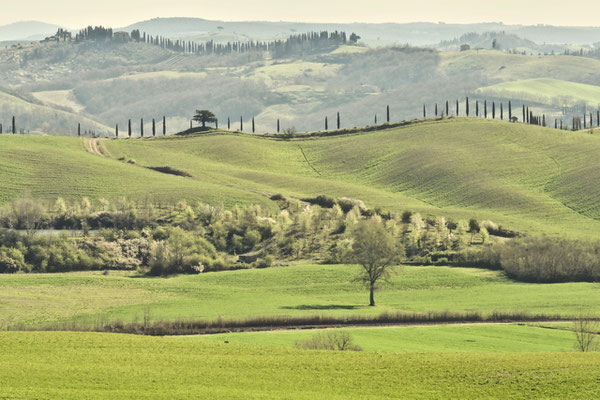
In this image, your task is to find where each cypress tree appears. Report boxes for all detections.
[128,119,132,137]
[509,101,512,120]
[0,123,3,134]
[466,97,469,117]
[446,101,449,116]
[216,119,218,129]
[597,111,600,127]
[555,119,557,129]
[492,102,496,119]
[476,101,479,117]
[141,119,144,137]
[277,119,280,133]
[561,120,563,130]
[12,116,15,134]
[423,104,426,118]
[543,115,546,127]
[78,123,81,137]
[240,116,243,131]
[163,116,166,136]
[387,105,390,123]
[456,100,459,116]
[484,101,487,118]
[228,117,231,130]
[435,103,438,116]
[325,117,328,131]
[500,103,503,120]
[527,108,530,124]
[252,117,255,133]
[337,112,340,129]
[116,124,119,138]
[152,119,156,136]
[522,105,526,123]
[584,114,587,129]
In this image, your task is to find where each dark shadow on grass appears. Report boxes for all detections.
[281,304,360,311]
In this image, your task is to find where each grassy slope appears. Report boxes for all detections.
[3,118,600,236]
[199,324,578,353]
[0,135,272,207]
[1,332,599,399]
[440,50,600,84]
[1,265,597,327]
[0,91,111,135]
[476,78,600,107]
[103,118,600,237]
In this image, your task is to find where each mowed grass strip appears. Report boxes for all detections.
[0,265,598,328]
[0,331,599,399]
[198,323,579,353]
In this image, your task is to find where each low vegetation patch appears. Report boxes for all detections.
[296,331,362,351]
[146,166,193,177]
[24,310,568,336]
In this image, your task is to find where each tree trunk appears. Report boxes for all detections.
[369,285,375,307]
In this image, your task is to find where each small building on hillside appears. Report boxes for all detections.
[114,31,131,43]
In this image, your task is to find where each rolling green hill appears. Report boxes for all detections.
[1,264,598,328]
[476,78,600,107]
[2,117,600,237]
[3,331,599,399]
[103,118,600,237]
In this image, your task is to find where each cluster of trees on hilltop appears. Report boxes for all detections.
[70,26,354,58]
[75,26,114,42]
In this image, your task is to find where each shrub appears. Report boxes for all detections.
[499,237,600,283]
[337,197,367,214]
[254,255,274,269]
[296,331,362,351]
[452,246,502,270]
[303,195,336,209]
[0,247,28,273]
[468,218,480,233]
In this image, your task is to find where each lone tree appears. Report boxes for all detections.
[574,315,597,352]
[350,219,399,307]
[193,110,217,128]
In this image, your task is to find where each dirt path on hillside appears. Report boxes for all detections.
[87,138,104,157]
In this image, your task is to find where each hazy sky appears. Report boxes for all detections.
[3,0,600,28]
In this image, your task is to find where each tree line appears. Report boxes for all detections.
[69,26,354,59]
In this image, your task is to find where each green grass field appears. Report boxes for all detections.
[199,323,579,353]
[476,78,600,107]
[1,331,598,399]
[1,264,597,328]
[4,118,600,237]
[441,50,600,84]
[0,134,272,208]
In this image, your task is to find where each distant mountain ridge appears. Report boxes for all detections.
[0,21,64,41]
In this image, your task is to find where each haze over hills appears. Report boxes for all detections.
[0,21,64,42]
[118,18,600,46]
[5,18,600,46]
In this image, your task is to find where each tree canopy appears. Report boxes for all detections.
[193,110,217,128]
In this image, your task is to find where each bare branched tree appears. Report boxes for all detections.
[574,315,598,352]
